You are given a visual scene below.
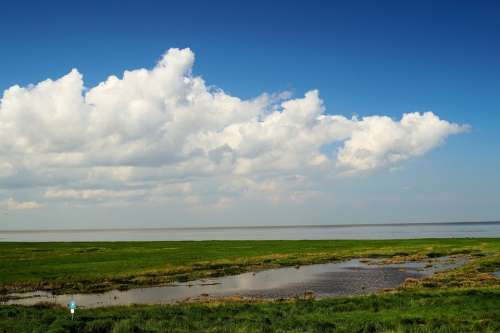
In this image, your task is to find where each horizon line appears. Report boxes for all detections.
[1,220,499,233]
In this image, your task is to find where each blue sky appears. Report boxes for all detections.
[0,0,499,229]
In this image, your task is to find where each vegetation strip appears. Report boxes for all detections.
[0,239,499,332]
[1,289,499,332]
[0,239,499,294]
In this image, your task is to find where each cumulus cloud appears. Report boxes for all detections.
[0,48,468,206]
[336,112,468,172]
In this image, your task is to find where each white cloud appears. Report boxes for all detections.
[1,198,43,210]
[0,48,469,206]
[336,112,469,172]
[44,188,144,200]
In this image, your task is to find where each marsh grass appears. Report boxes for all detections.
[1,239,499,294]
[0,239,499,332]
[400,253,500,290]
[0,288,499,332]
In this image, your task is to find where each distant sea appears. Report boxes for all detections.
[0,221,499,242]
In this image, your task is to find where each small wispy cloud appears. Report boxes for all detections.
[1,198,43,210]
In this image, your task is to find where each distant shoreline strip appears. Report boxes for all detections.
[1,221,499,233]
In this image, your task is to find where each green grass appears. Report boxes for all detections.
[1,239,499,293]
[0,239,499,332]
[1,288,499,332]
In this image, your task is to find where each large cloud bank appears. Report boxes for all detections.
[0,48,468,207]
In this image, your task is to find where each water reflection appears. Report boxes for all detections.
[3,257,466,308]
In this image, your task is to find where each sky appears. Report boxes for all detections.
[1,0,499,229]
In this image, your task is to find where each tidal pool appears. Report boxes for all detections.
[2,257,466,308]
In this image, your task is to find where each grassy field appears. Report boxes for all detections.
[0,289,499,332]
[0,239,499,332]
[0,238,499,294]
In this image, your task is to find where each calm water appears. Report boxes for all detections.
[0,222,499,242]
[2,257,467,308]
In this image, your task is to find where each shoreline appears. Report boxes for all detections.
[1,220,500,233]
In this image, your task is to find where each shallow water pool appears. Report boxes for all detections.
[2,256,466,308]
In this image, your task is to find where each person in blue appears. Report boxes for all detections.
[68,299,77,319]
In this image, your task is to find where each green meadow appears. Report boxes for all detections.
[1,289,499,333]
[0,239,499,294]
[0,239,499,332]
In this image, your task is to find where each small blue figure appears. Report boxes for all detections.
[68,299,77,319]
